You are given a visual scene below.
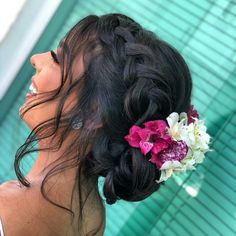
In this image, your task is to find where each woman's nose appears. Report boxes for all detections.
[30,54,42,72]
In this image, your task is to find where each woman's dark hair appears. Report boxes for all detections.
[16,13,192,235]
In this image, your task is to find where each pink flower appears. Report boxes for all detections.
[187,105,199,124]
[150,140,188,169]
[124,120,173,155]
[143,120,167,136]
[124,119,189,170]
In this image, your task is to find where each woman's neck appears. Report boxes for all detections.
[26,129,84,180]
[24,133,98,206]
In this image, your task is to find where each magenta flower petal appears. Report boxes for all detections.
[129,125,142,135]
[149,140,188,169]
[157,120,168,136]
[187,104,199,124]
[144,120,168,135]
[152,139,169,154]
[162,135,173,143]
[150,152,163,169]
[159,140,188,163]
[124,125,142,147]
[139,140,153,155]
[137,128,152,141]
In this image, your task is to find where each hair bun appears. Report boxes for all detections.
[102,146,162,205]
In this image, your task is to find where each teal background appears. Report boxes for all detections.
[0,1,235,235]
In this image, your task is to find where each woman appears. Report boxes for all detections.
[0,13,210,235]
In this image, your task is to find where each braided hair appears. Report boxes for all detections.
[77,14,192,204]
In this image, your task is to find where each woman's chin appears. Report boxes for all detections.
[19,93,39,116]
[18,102,36,129]
[19,103,27,118]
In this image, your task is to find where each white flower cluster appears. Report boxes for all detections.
[156,112,212,183]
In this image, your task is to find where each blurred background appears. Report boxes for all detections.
[0,0,235,235]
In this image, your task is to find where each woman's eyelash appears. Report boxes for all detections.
[50,50,59,64]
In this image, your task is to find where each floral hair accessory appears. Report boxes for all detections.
[124,105,212,183]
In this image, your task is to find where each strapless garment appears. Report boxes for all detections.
[0,217,4,236]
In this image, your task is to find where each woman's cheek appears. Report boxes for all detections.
[38,70,61,92]
[50,75,61,91]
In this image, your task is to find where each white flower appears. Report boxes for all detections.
[167,112,211,152]
[160,160,183,170]
[192,149,205,163]
[166,112,188,141]
[185,119,210,151]
[155,111,212,183]
[156,160,183,183]
[180,155,196,170]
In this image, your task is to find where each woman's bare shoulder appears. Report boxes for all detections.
[0,180,42,209]
[0,180,27,207]
[0,180,67,235]
[0,180,106,235]
[0,181,35,235]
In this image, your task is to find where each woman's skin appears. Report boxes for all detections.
[0,50,105,235]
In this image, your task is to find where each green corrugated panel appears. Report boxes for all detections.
[0,0,235,235]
